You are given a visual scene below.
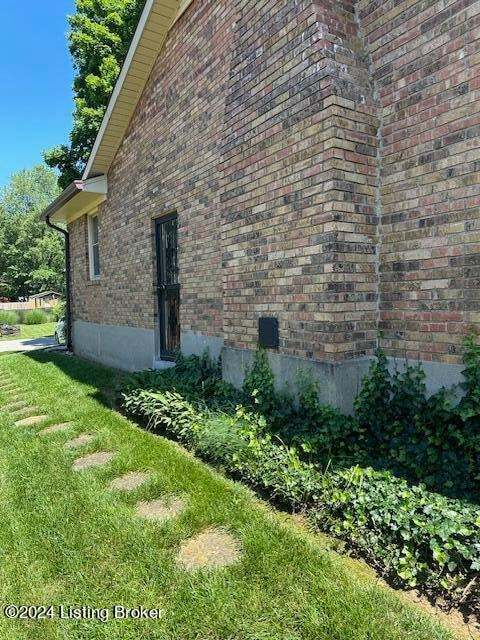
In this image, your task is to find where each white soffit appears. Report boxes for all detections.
[43,177,108,225]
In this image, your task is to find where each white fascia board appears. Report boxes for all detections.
[83,175,108,195]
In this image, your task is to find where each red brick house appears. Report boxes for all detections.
[43,0,480,410]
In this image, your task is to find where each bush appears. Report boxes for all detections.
[23,309,49,325]
[121,351,242,409]
[50,301,65,321]
[354,343,480,499]
[119,337,480,611]
[121,382,480,609]
[310,467,480,598]
[0,310,19,325]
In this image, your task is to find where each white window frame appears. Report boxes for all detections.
[88,213,101,280]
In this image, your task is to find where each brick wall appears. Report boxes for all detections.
[68,0,480,370]
[221,0,379,361]
[358,0,480,363]
[70,0,232,340]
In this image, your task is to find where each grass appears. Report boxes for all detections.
[0,322,55,341]
[0,351,455,640]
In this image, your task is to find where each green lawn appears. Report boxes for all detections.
[0,352,455,640]
[0,322,56,341]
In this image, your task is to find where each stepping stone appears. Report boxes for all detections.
[15,415,48,427]
[110,471,151,492]
[73,452,114,471]
[1,404,27,414]
[135,496,185,523]
[3,400,27,410]
[11,406,37,417]
[39,422,73,436]
[177,528,242,571]
[64,434,94,449]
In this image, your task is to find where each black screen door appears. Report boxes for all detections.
[156,215,180,360]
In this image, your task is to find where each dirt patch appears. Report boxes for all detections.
[110,471,151,491]
[15,415,48,427]
[39,422,74,436]
[177,528,242,571]
[64,434,94,449]
[135,496,185,523]
[400,590,480,640]
[73,452,114,471]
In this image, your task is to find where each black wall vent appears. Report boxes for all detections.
[258,317,279,349]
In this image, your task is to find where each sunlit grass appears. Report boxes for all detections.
[0,322,55,341]
[0,352,454,640]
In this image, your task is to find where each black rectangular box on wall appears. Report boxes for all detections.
[258,317,279,349]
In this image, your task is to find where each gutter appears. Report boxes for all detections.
[45,215,73,352]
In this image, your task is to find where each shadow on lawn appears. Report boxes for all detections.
[23,349,480,507]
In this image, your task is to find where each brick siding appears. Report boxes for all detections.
[69,0,480,367]
[359,0,480,362]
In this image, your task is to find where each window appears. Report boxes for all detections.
[88,214,100,279]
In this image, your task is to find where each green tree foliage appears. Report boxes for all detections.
[0,166,64,299]
[44,0,145,189]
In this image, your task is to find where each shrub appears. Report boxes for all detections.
[51,301,65,321]
[0,310,19,326]
[121,351,242,410]
[286,371,367,466]
[24,309,49,325]
[121,383,480,609]
[311,467,480,597]
[353,337,480,499]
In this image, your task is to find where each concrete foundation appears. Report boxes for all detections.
[386,358,465,399]
[222,347,467,414]
[222,347,372,414]
[72,320,156,371]
[181,332,224,361]
[72,322,467,409]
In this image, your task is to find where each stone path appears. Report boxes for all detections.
[178,528,243,571]
[15,415,48,427]
[39,423,73,436]
[0,371,243,573]
[73,452,115,471]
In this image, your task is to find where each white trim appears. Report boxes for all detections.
[42,177,108,226]
[82,0,156,180]
[83,175,108,194]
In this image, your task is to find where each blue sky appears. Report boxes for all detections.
[0,1,75,189]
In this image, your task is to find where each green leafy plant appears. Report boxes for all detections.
[24,309,49,325]
[50,301,65,321]
[0,310,19,326]
[121,378,480,608]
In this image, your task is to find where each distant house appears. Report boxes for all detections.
[42,0,480,411]
[30,291,63,306]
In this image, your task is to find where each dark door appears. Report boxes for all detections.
[155,215,180,360]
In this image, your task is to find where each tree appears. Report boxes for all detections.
[0,165,65,299]
[44,0,145,189]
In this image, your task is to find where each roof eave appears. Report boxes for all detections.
[41,176,108,226]
[82,0,186,180]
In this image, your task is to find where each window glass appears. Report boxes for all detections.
[89,215,100,278]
